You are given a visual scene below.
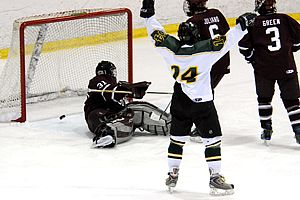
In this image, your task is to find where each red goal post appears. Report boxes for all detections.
[0,8,133,122]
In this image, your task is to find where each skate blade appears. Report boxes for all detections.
[263,140,271,146]
[209,188,234,196]
[167,183,176,193]
[168,186,175,193]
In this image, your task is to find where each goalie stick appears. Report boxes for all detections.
[88,89,173,95]
[89,88,173,119]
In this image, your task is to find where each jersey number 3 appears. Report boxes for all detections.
[266,27,281,51]
[171,65,197,83]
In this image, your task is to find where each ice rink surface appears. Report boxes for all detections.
[0,36,300,200]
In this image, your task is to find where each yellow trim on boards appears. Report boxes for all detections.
[0,31,127,60]
[1,13,300,60]
[134,13,300,37]
[0,48,8,59]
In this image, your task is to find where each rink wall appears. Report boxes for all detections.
[0,0,299,59]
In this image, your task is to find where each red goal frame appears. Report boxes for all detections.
[15,8,133,122]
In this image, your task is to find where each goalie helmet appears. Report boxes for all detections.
[178,21,201,45]
[96,60,117,77]
[183,0,208,17]
[255,0,276,15]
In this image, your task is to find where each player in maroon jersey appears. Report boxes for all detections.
[238,0,300,144]
[84,61,170,148]
[183,0,230,141]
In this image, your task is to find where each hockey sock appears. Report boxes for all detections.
[203,137,222,174]
[283,99,300,133]
[258,100,273,129]
[167,136,187,172]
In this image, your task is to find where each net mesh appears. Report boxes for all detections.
[0,8,131,122]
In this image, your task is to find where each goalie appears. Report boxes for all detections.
[84,60,171,148]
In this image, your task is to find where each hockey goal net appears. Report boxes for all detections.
[0,8,133,122]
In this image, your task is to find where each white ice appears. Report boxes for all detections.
[0,36,300,200]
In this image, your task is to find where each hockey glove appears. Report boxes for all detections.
[131,81,151,99]
[151,30,168,46]
[211,35,226,50]
[245,55,255,65]
[239,48,255,64]
[236,12,257,31]
[118,81,151,99]
[140,0,155,18]
[292,45,300,52]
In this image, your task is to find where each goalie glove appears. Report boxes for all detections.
[236,12,257,31]
[140,0,155,18]
[130,81,151,99]
[151,30,168,46]
[118,81,151,99]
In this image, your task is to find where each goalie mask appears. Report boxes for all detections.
[178,21,201,45]
[255,0,276,15]
[96,60,117,77]
[183,0,208,17]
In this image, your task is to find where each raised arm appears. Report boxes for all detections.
[140,0,224,55]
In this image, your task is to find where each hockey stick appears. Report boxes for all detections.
[146,91,173,95]
[89,89,131,94]
[159,99,172,119]
[88,89,173,95]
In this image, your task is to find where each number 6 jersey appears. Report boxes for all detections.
[238,13,300,79]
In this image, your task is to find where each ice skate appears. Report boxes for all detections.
[295,133,300,144]
[293,126,300,144]
[165,168,179,193]
[92,125,116,148]
[190,128,202,143]
[91,135,115,148]
[261,129,273,146]
[209,173,234,196]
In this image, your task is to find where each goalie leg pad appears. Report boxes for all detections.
[91,108,135,145]
[106,109,135,144]
[126,101,171,135]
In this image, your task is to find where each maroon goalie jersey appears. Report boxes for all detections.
[84,75,126,121]
[187,8,230,75]
[239,13,300,79]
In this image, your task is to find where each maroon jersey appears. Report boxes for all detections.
[239,13,300,79]
[187,8,230,75]
[84,75,126,120]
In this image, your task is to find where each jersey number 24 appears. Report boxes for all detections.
[171,65,198,83]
